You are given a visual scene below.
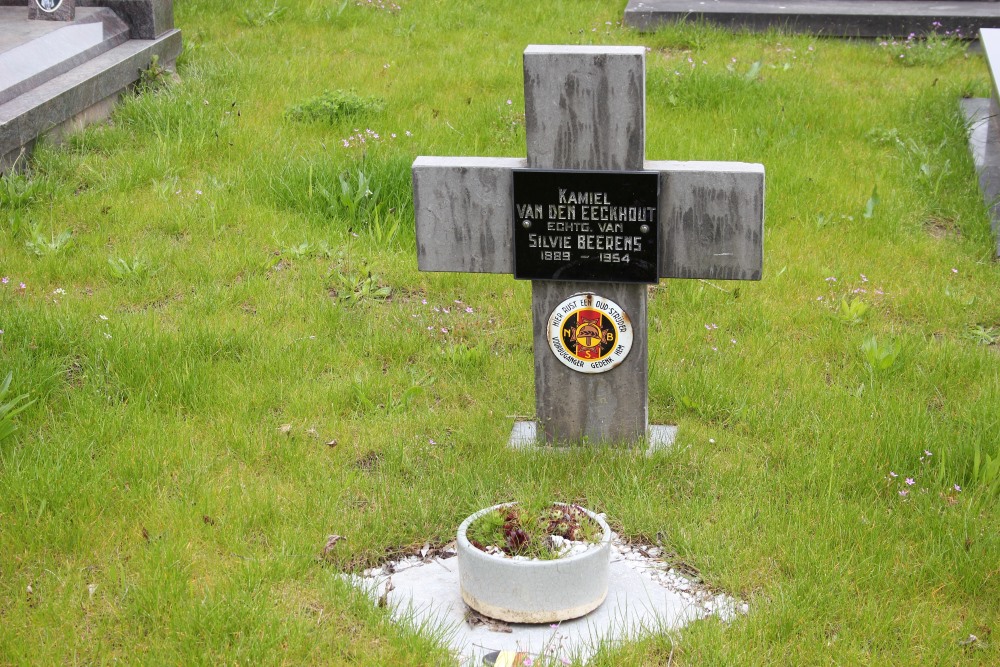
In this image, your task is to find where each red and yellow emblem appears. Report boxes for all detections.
[547,293,633,373]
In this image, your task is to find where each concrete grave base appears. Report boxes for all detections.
[346,536,744,665]
[509,421,677,455]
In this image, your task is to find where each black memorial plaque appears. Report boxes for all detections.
[512,170,659,283]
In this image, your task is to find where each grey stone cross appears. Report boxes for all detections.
[413,45,764,445]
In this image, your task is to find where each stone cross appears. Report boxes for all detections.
[413,45,764,445]
[29,0,75,21]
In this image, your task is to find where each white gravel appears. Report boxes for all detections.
[356,531,748,623]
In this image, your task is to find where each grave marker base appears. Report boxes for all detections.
[508,421,677,455]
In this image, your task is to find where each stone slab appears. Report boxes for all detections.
[0,0,172,39]
[0,28,182,170]
[0,7,129,106]
[509,420,677,455]
[347,541,741,665]
[624,0,1000,37]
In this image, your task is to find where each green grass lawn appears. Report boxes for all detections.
[2,0,999,663]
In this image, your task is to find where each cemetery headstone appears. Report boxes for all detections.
[28,0,75,21]
[962,28,1000,257]
[413,45,764,445]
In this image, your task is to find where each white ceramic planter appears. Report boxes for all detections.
[457,502,611,623]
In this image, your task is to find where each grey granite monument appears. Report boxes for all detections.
[624,0,1000,38]
[962,28,1000,258]
[29,0,75,22]
[413,45,764,446]
[0,0,180,171]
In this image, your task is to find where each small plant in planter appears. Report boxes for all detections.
[465,503,603,560]
[457,502,612,623]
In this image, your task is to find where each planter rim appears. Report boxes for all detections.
[457,501,611,563]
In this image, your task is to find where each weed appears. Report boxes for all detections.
[0,167,51,210]
[0,371,35,445]
[108,256,151,282]
[742,60,762,82]
[365,208,400,248]
[355,0,401,13]
[329,268,391,306]
[861,335,899,374]
[838,298,870,325]
[866,127,903,148]
[816,213,855,229]
[901,138,953,198]
[275,238,333,259]
[972,442,1000,496]
[349,373,432,413]
[438,343,490,368]
[877,28,966,67]
[862,186,879,219]
[965,325,1000,346]
[337,168,381,222]
[240,1,286,26]
[25,224,72,256]
[136,55,172,94]
[285,90,385,124]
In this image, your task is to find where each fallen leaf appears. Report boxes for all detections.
[278,424,293,435]
[203,515,216,526]
[464,608,512,633]
[141,527,149,542]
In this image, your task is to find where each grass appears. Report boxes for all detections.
[1,1,998,664]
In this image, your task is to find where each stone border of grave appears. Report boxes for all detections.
[0,0,180,172]
[457,502,612,624]
[962,28,1000,259]
[624,0,1000,38]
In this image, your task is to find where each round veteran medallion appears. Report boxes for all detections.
[547,293,633,374]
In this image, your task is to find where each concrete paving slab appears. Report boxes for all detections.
[347,538,744,665]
